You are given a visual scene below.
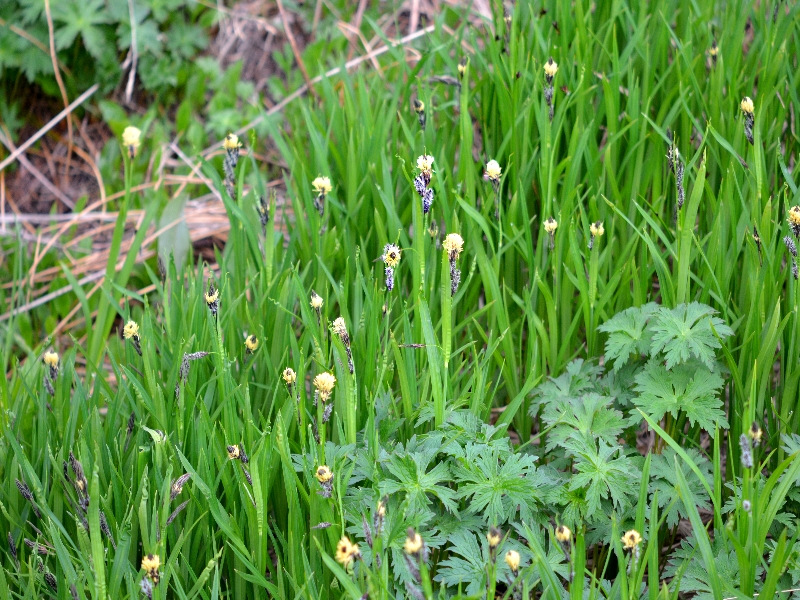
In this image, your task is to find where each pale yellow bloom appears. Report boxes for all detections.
[223,133,241,151]
[315,465,333,483]
[205,288,219,305]
[313,372,336,402]
[382,244,401,268]
[487,526,501,549]
[416,155,434,175]
[485,159,502,181]
[43,351,59,368]
[141,553,160,574]
[312,176,332,196]
[404,530,423,555]
[621,529,642,550]
[443,233,464,258]
[590,221,605,238]
[310,291,323,309]
[244,335,259,353]
[544,217,558,234]
[227,445,241,460]
[331,317,348,339]
[122,126,141,154]
[335,537,360,567]
[505,549,520,572]
[555,525,571,543]
[740,96,754,114]
[282,368,297,385]
[123,320,139,340]
[544,57,558,79]
[788,206,800,227]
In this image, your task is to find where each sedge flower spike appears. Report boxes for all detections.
[413,99,426,129]
[505,549,520,574]
[788,205,800,238]
[443,233,464,296]
[382,244,401,291]
[142,554,161,584]
[311,176,332,217]
[740,97,755,145]
[484,159,502,217]
[313,372,337,422]
[331,317,354,374]
[413,155,435,213]
[589,221,605,250]
[335,537,360,568]
[222,133,242,199]
[123,320,142,356]
[543,57,558,121]
[244,335,259,354]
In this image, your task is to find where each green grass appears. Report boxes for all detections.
[2,1,800,598]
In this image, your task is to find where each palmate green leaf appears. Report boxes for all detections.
[452,445,544,524]
[633,361,728,433]
[529,358,603,415]
[564,438,640,520]
[598,302,658,371]
[648,303,733,370]
[542,393,626,451]
[52,0,112,59]
[381,450,458,516]
[664,537,751,600]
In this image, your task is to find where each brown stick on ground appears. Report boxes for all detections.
[276,0,317,100]
[43,0,73,189]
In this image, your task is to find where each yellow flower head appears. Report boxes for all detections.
[227,445,241,460]
[123,320,139,340]
[315,465,333,483]
[244,335,259,353]
[44,351,59,368]
[544,57,559,79]
[383,244,401,268]
[335,536,360,567]
[484,159,502,181]
[740,97,754,114]
[313,372,337,402]
[621,529,642,550]
[376,497,387,517]
[416,155,434,176]
[310,290,324,310]
[331,317,348,339]
[404,529,423,555]
[414,99,425,113]
[788,206,800,226]
[282,367,297,385]
[443,233,464,259]
[555,525,572,543]
[312,176,332,196]
[205,288,219,306]
[504,549,520,572]
[487,526,502,549]
[749,421,763,444]
[590,221,605,238]
[141,553,160,573]
[458,57,468,76]
[122,126,141,153]
[709,40,718,57]
[223,133,242,151]
[544,217,558,234]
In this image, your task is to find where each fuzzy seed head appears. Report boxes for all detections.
[310,290,323,309]
[44,351,59,368]
[122,126,141,151]
[555,525,571,543]
[443,233,464,259]
[312,176,332,196]
[416,155,434,175]
[244,335,259,353]
[227,445,241,460]
[621,529,642,550]
[404,529,423,555]
[335,537,360,567]
[740,96,754,114]
[484,159,502,181]
[315,465,333,483]
[313,372,336,401]
[223,133,241,151]
[544,217,558,234]
[382,244,401,268]
[505,549,520,572]
[590,221,605,238]
[544,57,558,79]
[123,320,139,340]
